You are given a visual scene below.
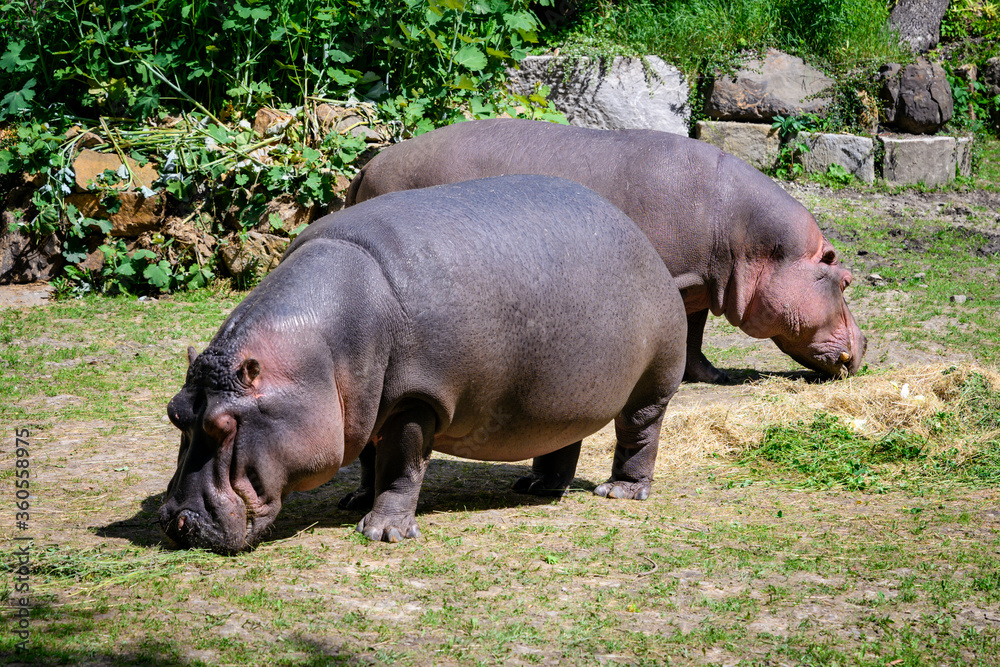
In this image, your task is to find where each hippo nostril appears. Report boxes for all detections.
[170,508,201,540]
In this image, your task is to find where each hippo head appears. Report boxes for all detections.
[159,342,345,554]
[736,214,867,379]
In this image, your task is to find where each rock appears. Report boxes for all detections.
[797,132,876,184]
[164,217,216,261]
[65,190,165,238]
[254,108,295,137]
[983,58,1000,97]
[879,59,953,134]
[889,0,949,53]
[314,104,384,142]
[68,149,165,237]
[880,135,957,186]
[73,148,159,190]
[256,193,319,233]
[876,64,903,124]
[950,294,968,304]
[77,246,106,272]
[0,214,64,284]
[506,55,690,134]
[693,120,781,170]
[954,136,973,177]
[220,231,288,279]
[703,49,834,122]
[65,126,105,149]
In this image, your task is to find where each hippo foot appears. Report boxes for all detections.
[338,486,376,511]
[357,512,421,543]
[594,480,651,500]
[512,473,571,497]
[683,357,732,385]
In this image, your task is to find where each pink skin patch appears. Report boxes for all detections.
[740,234,864,377]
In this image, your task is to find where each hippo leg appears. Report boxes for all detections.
[683,310,732,385]
[595,407,665,501]
[338,442,376,510]
[357,405,436,543]
[511,441,581,496]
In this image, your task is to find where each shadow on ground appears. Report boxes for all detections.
[96,459,582,550]
[3,635,358,667]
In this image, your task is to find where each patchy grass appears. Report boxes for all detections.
[2,172,1000,664]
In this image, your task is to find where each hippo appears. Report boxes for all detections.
[160,175,686,551]
[347,118,866,383]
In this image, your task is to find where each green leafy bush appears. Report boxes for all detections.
[0,0,551,125]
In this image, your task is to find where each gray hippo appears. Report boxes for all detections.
[347,118,866,383]
[160,175,686,552]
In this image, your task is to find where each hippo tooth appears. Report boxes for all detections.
[839,351,851,363]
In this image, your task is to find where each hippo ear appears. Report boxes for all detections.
[239,358,261,387]
[187,346,198,367]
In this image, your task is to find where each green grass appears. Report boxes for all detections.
[4,173,1000,664]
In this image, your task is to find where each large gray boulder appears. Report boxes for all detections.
[704,49,834,122]
[797,133,876,184]
[506,55,690,135]
[693,120,781,170]
[878,58,953,134]
[881,135,957,186]
[889,0,950,53]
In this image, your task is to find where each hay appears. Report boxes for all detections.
[656,364,1000,470]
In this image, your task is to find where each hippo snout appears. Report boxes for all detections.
[159,502,249,554]
[159,507,201,545]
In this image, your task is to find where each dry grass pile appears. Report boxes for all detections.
[656,364,1000,470]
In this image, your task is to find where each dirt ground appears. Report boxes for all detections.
[2,179,999,665]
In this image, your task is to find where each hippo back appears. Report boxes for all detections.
[291,175,686,458]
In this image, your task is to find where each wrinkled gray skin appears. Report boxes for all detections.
[160,176,686,552]
[348,118,867,384]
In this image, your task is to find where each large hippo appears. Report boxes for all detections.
[159,175,686,552]
[347,118,866,383]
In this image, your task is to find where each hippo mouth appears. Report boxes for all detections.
[776,337,866,379]
[159,474,277,555]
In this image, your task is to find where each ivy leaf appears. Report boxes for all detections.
[453,45,487,71]
[144,261,172,289]
[301,146,322,164]
[451,73,477,90]
[205,123,232,145]
[327,68,356,86]
[89,218,114,234]
[115,261,137,277]
[0,41,36,72]
[1,78,36,118]
[503,11,537,32]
